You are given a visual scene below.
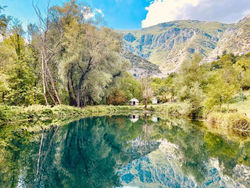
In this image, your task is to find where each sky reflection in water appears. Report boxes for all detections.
[0,115,249,187]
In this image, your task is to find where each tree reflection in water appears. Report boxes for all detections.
[0,115,249,187]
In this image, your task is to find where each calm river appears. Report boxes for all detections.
[0,115,249,187]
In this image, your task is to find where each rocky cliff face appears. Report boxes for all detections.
[122,50,162,78]
[118,140,247,187]
[120,16,250,75]
[121,20,230,75]
[204,14,250,63]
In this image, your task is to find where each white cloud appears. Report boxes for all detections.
[82,7,104,20]
[142,0,250,28]
[95,9,104,17]
[142,0,200,28]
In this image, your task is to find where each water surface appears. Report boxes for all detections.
[0,115,249,187]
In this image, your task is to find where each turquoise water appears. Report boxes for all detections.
[0,115,249,187]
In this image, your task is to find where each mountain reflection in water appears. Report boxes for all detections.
[0,115,249,188]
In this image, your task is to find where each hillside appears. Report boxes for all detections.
[120,20,231,74]
[204,15,250,62]
[122,50,162,78]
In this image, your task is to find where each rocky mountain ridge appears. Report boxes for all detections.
[203,14,250,63]
[120,15,250,76]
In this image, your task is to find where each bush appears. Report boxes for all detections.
[207,112,250,137]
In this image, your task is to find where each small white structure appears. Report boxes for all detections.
[152,116,158,122]
[130,114,139,123]
[152,97,158,105]
[129,98,139,106]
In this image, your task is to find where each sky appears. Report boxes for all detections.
[0,0,250,30]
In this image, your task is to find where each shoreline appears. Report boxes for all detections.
[1,104,249,141]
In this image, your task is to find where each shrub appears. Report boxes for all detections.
[207,112,250,137]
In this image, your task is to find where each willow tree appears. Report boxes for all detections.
[57,1,125,107]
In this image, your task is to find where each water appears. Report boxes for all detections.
[0,115,249,188]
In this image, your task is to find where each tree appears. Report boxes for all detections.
[174,55,204,117]
[32,0,64,105]
[235,53,250,90]
[119,73,142,101]
[203,71,238,112]
[58,1,125,107]
[5,61,41,106]
[0,6,11,34]
[141,77,153,109]
[107,88,126,105]
[0,24,42,106]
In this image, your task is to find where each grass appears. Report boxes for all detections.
[0,103,189,125]
[1,100,249,141]
[204,91,250,141]
[227,91,250,117]
[206,112,250,142]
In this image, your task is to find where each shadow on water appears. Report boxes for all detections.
[0,115,249,187]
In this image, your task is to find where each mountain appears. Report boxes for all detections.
[120,16,250,75]
[122,50,162,78]
[120,20,230,75]
[204,15,250,62]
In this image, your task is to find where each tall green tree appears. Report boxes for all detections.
[119,73,142,101]
[175,55,204,117]
[57,1,125,107]
[0,28,42,106]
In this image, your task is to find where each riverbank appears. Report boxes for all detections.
[1,103,249,140]
[0,104,176,124]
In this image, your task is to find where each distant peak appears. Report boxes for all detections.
[245,14,250,19]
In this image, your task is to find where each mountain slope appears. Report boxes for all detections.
[122,50,161,78]
[204,15,250,62]
[120,20,231,74]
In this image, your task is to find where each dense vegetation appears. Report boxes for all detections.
[0,1,129,107]
[0,1,249,135]
[151,53,250,117]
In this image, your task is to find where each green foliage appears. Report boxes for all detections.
[58,2,126,106]
[5,61,42,106]
[203,72,238,112]
[168,52,250,118]
[0,31,43,106]
[150,77,170,102]
[119,73,142,101]
[107,88,126,105]
[174,55,204,117]
[0,6,11,34]
[207,112,250,138]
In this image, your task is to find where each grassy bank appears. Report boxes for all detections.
[0,103,188,125]
[1,103,249,141]
[204,91,250,139]
[206,112,250,141]
[0,105,140,124]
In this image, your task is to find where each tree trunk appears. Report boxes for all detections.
[68,68,77,106]
[41,56,49,106]
[144,98,148,109]
[1,92,5,103]
[67,80,77,106]
[76,57,92,107]
[45,75,56,105]
[45,61,62,105]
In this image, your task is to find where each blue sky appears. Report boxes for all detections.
[0,0,250,30]
[0,0,151,30]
